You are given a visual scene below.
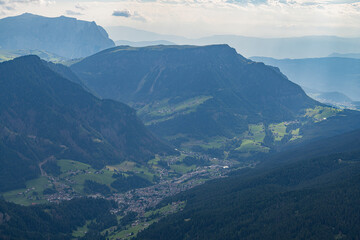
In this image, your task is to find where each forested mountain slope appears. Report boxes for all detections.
[136,129,360,240]
[0,55,174,192]
[71,45,318,143]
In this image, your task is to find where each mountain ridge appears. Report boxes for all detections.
[71,44,319,144]
[105,25,360,58]
[250,56,360,101]
[0,55,175,192]
[0,13,115,58]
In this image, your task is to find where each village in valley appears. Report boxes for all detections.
[1,148,257,238]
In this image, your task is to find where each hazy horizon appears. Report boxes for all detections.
[0,0,359,39]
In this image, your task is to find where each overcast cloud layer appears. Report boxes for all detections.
[0,0,359,38]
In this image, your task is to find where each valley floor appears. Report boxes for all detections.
[1,150,256,239]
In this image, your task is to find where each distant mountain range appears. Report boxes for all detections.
[0,13,115,58]
[329,52,360,59]
[106,26,360,59]
[308,90,353,103]
[302,88,359,110]
[0,55,174,192]
[106,26,187,44]
[192,36,360,59]
[115,40,175,47]
[0,49,68,63]
[251,56,360,101]
[1,14,358,59]
[1,14,358,60]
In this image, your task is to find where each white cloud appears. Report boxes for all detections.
[112,9,146,21]
[75,3,86,11]
[113,9,131,17]
[0,0,52,12]
[65,9,82,15]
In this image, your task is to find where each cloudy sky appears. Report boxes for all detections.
[0,0,359,38]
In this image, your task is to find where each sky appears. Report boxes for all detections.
[0,0,359,38]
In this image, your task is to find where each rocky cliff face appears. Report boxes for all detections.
[0,13,115,58]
